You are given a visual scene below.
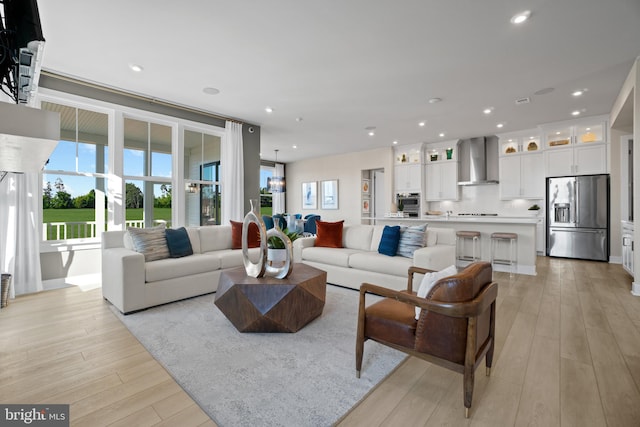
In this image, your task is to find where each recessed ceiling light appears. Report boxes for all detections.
[571,110,581,116]
[392,140,398,145]
[508,139,513,142]
[295,117,303,122]
[265,107,274,113]
[496,123,504,128]
[556,131,561,135]
[129,64,143,72]
[572,90,584,97]
[428,97,442,104]
[202,87,220,95]
[510,10,531,24]
[368,131,375,136]
[292,145,297,149]
[483,108,493,115]
[439,133,445,137]
[418,121,426,127]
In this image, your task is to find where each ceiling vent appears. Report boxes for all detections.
[515,97,531,105]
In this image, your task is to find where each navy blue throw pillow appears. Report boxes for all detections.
[378,225,401,256]
[165,227,194,258]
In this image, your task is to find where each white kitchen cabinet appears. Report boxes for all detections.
[499,152,544,199]
[536,217,545,254]
[425,162,458,201]
[394,163,422,193]
[542,116,608,176]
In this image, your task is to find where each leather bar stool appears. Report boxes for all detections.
[490,232,518,277]
[456,231,481,266]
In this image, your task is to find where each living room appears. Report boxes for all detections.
[1,1,640,426]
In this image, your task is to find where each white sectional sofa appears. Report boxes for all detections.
[102,223,456,314]
[101,225,259,314]
[293,224,456,291]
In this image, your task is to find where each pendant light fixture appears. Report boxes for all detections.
[268,149,286,193]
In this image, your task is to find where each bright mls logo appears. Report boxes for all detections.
[1,405,69,426]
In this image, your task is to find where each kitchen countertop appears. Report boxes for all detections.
[372,215,541,224]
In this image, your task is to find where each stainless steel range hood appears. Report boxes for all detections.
[0,102,59,174]
[457,136,499,185]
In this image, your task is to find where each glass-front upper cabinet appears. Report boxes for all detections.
[542,116,607,149]
[497,129,540,156]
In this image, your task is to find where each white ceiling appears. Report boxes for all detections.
[37,0,640,163]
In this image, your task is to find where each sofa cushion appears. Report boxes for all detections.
[127,225,170,262]
[415,264,457,319]
[349,252,413,277]
[186,227,201,254]
[217,247,262,269]
[230,220,261,249]
[377,225,401,256]
[165,227,194,258]
[342,225,374,251]
[199,225,233,252]
[315,220,344,248]
[397,224,427,258]
[145,253,222,282]
[301,246,358,268]
[369,225,386,252]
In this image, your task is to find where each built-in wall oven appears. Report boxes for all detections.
[397,193,420,217]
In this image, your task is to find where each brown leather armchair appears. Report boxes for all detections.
[356,261,497,418]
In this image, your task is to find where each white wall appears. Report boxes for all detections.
[286,147,394,224]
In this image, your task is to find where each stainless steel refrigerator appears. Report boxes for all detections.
[546,174,609,261]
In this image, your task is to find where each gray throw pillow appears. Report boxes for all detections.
[127,224,170,262]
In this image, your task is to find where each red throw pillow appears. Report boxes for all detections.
[230,221,261,249]
[315,220,344,248]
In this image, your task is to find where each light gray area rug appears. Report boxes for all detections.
[112,285,406,427]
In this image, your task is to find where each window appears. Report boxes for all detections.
[184,129,221,226]
[123,118,172,228]
[41,102,108,240]
[260,164,275,216]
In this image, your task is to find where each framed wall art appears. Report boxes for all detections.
[361,178,370,195]
[321,179,339,210]
[301,181,317,210]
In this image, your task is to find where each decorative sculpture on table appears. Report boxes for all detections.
[241,200,293,279]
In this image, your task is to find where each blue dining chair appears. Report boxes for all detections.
[304,214,320,235]
[262,215,274,230]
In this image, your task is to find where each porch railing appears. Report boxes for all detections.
[43,220,171,241]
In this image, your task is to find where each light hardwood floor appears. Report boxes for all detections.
[1,257,640,426]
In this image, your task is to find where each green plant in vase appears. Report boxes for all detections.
[267,228,300,249]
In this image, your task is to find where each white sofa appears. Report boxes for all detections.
[293,224,456,291]
[101,225,260,314]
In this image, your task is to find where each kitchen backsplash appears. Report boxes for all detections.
[428,185,543,216]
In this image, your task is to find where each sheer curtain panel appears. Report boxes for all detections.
[273,162,285,214]
[221,121,244,224]
[0,172,43,297]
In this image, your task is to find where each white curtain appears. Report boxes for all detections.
[221,121,244,224]
[0,172,43,298]
[273,163,286,214]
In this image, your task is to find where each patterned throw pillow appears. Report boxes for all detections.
[165,227,194,258]
[315,220,344,248]
[127,224,170,262]
[396,224,427,258]
[377,225,401,256]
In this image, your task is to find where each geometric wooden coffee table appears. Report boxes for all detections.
[214,263,327,333]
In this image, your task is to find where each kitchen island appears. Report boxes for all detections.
[372,215,539,275]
